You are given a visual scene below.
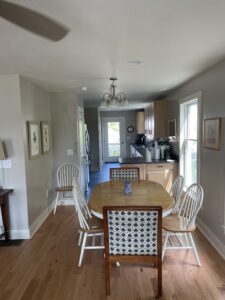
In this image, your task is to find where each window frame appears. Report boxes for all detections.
[180,92,201,188]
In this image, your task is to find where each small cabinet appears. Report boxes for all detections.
[144,100,168,138]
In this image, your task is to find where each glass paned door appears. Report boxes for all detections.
[107,122,121,157]
[102,117,126,162]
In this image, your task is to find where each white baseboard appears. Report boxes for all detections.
[58,199,75,206]
[29,200,55,239]
[196,217,225,260]
[10,229,30,240]
[9,199,73,240]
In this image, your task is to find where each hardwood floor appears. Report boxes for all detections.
[0,206,225,300]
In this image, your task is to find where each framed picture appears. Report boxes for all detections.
[27,121,41,159]
[41,121,51,154]
[168,119,176,137]
[203,118,221,150]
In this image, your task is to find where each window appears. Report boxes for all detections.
[180,95,200,188]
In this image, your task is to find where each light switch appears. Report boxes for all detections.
[0,159,12,168]
[67,149,74,156]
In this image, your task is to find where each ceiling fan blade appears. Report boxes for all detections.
[0,0,69,41]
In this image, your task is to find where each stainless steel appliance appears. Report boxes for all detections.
[84,124,90,191]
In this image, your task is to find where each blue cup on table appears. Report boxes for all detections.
[124,181,132,195]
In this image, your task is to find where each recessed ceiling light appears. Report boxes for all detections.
[81,86,88,91]
[127,60,142,65]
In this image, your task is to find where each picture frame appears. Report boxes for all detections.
[27,121,41,159]
[41,121,51,154]
[203,118,221,150]
[168,119,176,137]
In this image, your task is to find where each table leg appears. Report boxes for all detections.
[1,194,10,240]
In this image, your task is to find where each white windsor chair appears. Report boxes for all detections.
[53,163,79,214]
[72,184,104,267]
[162,183,204,266]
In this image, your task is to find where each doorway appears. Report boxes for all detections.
[102,117,126,162]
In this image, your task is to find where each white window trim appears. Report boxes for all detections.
[180,91,202,188]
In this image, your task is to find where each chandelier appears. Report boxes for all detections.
[101,78,128,108]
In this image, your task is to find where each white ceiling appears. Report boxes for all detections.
[1,0,225,108]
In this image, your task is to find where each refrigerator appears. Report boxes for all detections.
[84,124,90,191]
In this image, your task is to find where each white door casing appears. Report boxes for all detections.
[77,107,87,193]
[102,117,126,162]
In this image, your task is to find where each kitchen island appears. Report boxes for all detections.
[119,144,178,192]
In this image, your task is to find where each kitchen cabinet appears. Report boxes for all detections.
[146,163,176,192]
[122,162,177,191]
[144,100,168,138]
[136,111,145,134]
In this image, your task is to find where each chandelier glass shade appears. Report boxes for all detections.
[101,78,128,108]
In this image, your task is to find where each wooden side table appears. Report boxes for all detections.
[0,189,13,240]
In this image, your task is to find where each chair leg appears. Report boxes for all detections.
[78,232,87,267]
[105,255,110,296]
[53,192,60,214]
[162,231,169,259]
[78,231,83,246]
[188,232,201,266]
[158,257,162,297]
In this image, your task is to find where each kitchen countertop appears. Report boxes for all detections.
[119,144,177,164]
[119,157,176,164]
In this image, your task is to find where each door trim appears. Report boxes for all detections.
[102,117,126,162]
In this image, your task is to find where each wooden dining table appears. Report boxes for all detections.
[89,180,174,219]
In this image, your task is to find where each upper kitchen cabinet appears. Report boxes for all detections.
[144,100,168,138]
[136,111,145,134]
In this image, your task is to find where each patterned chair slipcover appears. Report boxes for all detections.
[108,210,158,255]
[110,167,139,181]
[103,206,162,297]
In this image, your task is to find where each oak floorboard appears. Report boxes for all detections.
[0,206,224,300]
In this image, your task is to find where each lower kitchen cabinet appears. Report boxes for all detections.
[146,163,176,192]
[122,162,177,192]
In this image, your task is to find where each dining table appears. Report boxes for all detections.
[89,180,174,219]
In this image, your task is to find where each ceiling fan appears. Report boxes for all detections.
[0,0,69,41]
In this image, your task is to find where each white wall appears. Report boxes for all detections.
[165,60,225,257]
[0,76,83,238]
[50,92,81,188]
[0,75,29,238]
[20,77,53,230]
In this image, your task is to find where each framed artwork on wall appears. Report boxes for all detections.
[27,121,41,159]
[41,121,51,154]
[168,119,176,137]
[203,118,221,150]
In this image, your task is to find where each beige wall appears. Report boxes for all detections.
[0,76,83,238]
[20,77,53,228]
[165,60,225,254]
[50,92,81,188]
[0,75,29,237]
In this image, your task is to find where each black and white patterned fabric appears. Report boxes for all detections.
[111,169,139,180]
[107,210,158,256]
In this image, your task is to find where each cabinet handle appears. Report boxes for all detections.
[157,166,164,168]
